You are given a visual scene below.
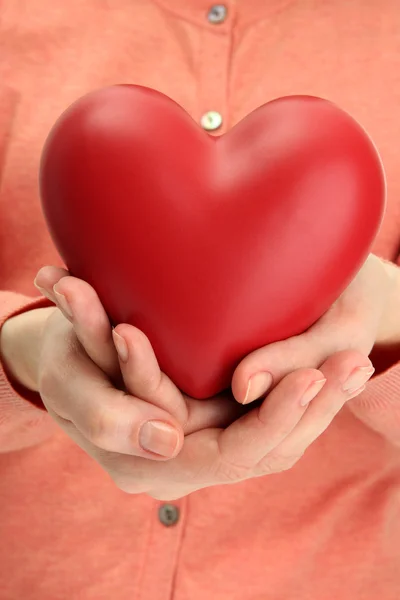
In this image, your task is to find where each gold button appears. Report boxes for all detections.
[200,111,223,131]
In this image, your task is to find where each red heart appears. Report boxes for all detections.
[40,85,385,399]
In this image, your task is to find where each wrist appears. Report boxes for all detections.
[0,307,57,392]
[376,258,400,347]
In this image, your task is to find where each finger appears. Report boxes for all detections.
[218,368,327,468]
[44,408,153,495]
[34,266,119,379]
[46,405,184,497]
[232,333,326,405]
[39,323,183,460]
[34,265,69,303]
[112,323,190,425]
[113,324,249,431]
[231,311,374,406]
[48,281,246,432]
[183,390,248,434]
[269,349,373,460]
[231,259,383,405]
[51,276,119,379]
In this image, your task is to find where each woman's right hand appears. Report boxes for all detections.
[9,267,243,466]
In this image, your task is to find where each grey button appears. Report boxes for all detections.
[158,503,180,526]
[207,5,227,24]
[200,110,223,131]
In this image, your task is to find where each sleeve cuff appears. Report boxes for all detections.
[0,295,54,410]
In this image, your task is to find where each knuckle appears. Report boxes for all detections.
[256,450,304,476]
[326,404,341,421]
[139,370,163,396]
[85,406,118,448]
[257,413,294,441]
[219,459,251,482]
[316,401,342,423]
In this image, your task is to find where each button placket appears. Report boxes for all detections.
[138,498,187,600]
[197,4,234,134]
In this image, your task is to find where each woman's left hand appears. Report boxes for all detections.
[232,253,396,406]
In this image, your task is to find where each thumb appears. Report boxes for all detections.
[44,271,120,379]
[231,334,324,405]
[113,323,249,433]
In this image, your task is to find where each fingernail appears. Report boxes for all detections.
[139,421,179,458]
[300,378,326,406]
[33,278,50,297]
[112,330,129,363]
[347,384,366,400]
[343,366,375,394]
[53,288,73,319]
[243,372,273,404]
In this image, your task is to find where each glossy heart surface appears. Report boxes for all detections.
[40,85,385,398]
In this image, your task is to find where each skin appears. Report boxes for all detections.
[0,253,398,501]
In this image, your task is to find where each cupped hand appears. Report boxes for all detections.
[232,254,392,405]
[33,266,246,458]
[33,264,376,500]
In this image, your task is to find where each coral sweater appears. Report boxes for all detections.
[1,1,400,599]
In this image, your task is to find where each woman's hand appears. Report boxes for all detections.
[29,263,378,501]
[231,254,394,405]
[30,266,245,460]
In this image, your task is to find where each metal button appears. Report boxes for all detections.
[200,110,223,131]
[158,503,180,527]
[207,5,227,24]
